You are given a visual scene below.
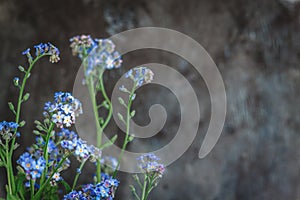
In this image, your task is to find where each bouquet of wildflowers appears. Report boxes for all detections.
[0,35,165,200]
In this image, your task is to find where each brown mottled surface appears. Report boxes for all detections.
[0,0,300,199]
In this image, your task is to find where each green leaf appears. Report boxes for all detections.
[26,72,31,79]
[22,93,30,102]
[61,180,71,193]
[6,194,19,200]
[50,130,55,137]
[131,110,136,118]
[103,101,110,109]
[15,172,26,191]
[100,135,118,150]
[33,130,41,135]
[129,184,136,192]
[99,117,104,125]
[18,65,25,72]
[128,134,135,142]
[118,97,125,105]
[13,143,20,150]
[44,118,50,125]
[36,125,44,131]
[16,166,25,173]
[117,113,124,122]
[34,120,42,125]
[8,102,16,115]
[19,120,26,127]
[15,172,26,200]
[129,185,141,200]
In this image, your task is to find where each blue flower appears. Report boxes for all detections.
[52,172,62,181]
[75,143,89,158]
[62,115,72,127]
[13,77,19,86]
[61,140,74,150]
[34,43,45,56]
[17,152,32,171]
[52,111,65,124]
[22,48,30,55]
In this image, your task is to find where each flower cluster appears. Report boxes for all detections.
[20,135,70,185]
[87,39,122,72]
[125,67,154,87]
[44,92,83,128]
[138,153,165,178]
[70,35,122,77]
[61,137,101,163]
[70,35,96,59]
[0,121,19,141]
[17,152,46,180]
[0,36,165,200]
[63,173,119,200]
[22,42,60,63]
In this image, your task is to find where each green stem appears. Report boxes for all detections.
[30,179,35,199]
[6,54,48,195]
[144,175,155,200]
[5,141,12,195]
[72,159,87,190]
[99,73,113,131]
[141,174,148,200]
[87,76,103,182]
[132,189,141,200]
[40,122,55,186]
[113,84,136,178]
[0,150,6,166]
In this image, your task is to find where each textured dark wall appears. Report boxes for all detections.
[0,0,300,199]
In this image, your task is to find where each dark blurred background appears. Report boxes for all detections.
[0,0,300,199]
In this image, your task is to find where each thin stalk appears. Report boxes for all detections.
[40,122,55,186]
[30,179,35,199]
[72,159,87,190]
[5,141,12,195]
[99,73,112,131]
[0,150,6,166]
[132,189,141,200]
[87,76,103,182]
[144,175,155,200]
[6,54,48,194]
[141,174,148,200]
[113,84,136,178]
